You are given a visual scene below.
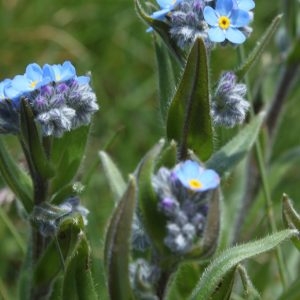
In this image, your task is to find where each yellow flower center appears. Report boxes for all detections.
[188,179,202,190]
[29,80,38,88]
[218,16,231,29]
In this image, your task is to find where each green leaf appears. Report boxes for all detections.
[134,0,184,65]
[206,112,265,175]
[235,15,283,79]
[167,38,213,161]
[188,229,298,300]
[33,216,84,298]
[156,140,177,169]
[0,138,32,213]
[99,150,126,202]
[210,267,236,300]
[104,176,136,300]
[50,125,90,194]
[62,235,98,300]
[19,100,55,179]
[50,183,77,205]
[154,39,177,121]
[165,263,204,300]
[136,139,170,256]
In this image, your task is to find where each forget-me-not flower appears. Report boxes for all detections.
[203,0,251,44]
[10,63,50,94]
[0,61,98,137]
[43,61,76,83]
[172,160,220,192]
[152,160,220,254]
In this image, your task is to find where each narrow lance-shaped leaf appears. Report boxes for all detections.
[99,150,126,202]
[134,0,184,65]
[154,38,177,121]
[189,229,298,300]
[50,125,90,194]
[0,138,32,213]
[235,15,283,79]
[19,99,55,179]
[104,176,136,300]
[206,112,265,175]
[136,139,171,255]
[210,267,236,300]
[62,234,98,300]
[167,38,213,161]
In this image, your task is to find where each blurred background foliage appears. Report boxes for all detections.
[0,0,299,299]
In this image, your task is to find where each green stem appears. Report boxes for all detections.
[237,46,288,289]
[0,205,26,254]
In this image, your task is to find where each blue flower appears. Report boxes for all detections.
[43,61,76,83]
[203,0,251,44]
[236,0,255,11]
[9,63,49,95]
[173,160,220,192]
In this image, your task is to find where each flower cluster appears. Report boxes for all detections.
[31,196,89,237]
[152,160,220,254]
[0,61,98,137]
[211,71,250,127]
[149,0,255,48]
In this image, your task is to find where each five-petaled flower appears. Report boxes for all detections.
[203,0,251,44]
[172,160,220,192]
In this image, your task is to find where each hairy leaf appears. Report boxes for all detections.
[167,38,213,161]
[206,112,265,175]
[104,177,136,300]
[189,229,298,300]
[99,150,126,202]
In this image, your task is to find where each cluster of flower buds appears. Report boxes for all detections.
[31,197,89,237]
[152,160,220,254]
[211,71,250,127]
[149,0,255,48]
[0,61,98,137]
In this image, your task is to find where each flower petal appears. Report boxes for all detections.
[231,9,250,27]
[237,0,255,11]
[208,27,226,42]
[157,0,174,9]
[151,8,171,20]
[225,27,246,44]
[203,6,219,26]
[199,170,220,190]
[25,63,43,82]
[216,0,234,16]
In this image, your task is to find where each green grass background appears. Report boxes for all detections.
[0,1,299,299]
